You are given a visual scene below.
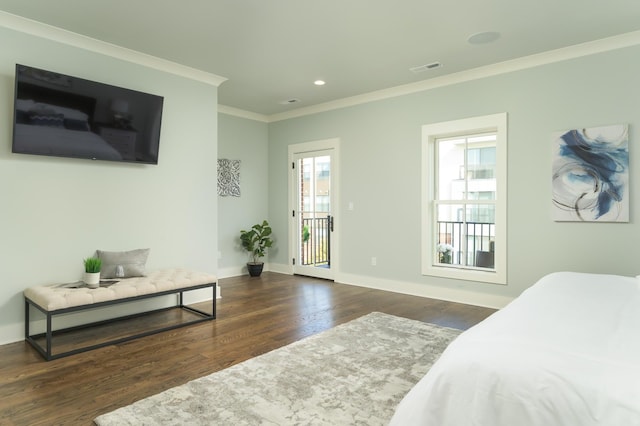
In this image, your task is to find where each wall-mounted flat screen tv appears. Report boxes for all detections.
[12,64,164,164]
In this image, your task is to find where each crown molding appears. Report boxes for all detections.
[4,9,636,121]
[218,104,269,122]
[0,11,227,87]
[267,30,640,123]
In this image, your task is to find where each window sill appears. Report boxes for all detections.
[423,264,506,285]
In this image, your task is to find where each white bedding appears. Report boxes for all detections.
[14,123,122,161]
[390,272,640,425]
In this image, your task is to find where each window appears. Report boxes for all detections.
[466,146,496,179]
[422,113,507,284]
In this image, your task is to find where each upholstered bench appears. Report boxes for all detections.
[24,268,217,360]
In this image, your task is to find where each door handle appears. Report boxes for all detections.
[329,215,334,232]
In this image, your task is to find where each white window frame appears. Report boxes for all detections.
[421,113,507,285]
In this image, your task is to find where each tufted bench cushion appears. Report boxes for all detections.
[24,268,217,311]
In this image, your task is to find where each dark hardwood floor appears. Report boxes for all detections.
[0,272,496,425]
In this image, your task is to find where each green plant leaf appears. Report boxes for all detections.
[83,257,102,273]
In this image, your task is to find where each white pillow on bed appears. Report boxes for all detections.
[32,102,88,121]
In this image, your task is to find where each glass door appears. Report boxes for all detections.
[293,150,334,280]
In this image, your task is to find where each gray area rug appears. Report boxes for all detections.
[94,312,461,425]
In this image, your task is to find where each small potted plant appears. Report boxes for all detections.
[240,220,274,277]
[83,257,102,288]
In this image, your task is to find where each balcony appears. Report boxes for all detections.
[437,221,495,268]
[301,216,330,267]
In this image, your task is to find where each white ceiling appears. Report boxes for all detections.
[1,0,640,116]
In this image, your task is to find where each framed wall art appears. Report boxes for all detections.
[552,124,629,222]
[217,159,241,197]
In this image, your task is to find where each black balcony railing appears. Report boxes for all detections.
[301,216,330,266]
[437,221,495,268]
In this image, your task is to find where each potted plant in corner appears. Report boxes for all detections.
[240,220,274,277]
[83,257,102,288]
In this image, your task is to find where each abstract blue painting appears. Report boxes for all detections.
[552,124,629,222]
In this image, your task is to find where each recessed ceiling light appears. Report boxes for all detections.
[314,80,326,86]
[467,31,501,45]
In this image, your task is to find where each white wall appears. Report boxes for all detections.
[0,26,220,344]
[265,44,640,308]
[217,113,269,277]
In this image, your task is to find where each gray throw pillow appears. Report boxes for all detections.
[97,248,150,279]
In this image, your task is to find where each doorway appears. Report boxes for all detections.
[289,139,339,280]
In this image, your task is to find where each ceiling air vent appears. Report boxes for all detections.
[279,98,301,105]
[409,62,442,74]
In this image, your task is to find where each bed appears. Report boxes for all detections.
[390,272,640,425]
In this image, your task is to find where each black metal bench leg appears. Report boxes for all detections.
[24,299,29,340]
[46,312,52,360]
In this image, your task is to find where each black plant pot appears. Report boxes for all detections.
[247,262,264,277]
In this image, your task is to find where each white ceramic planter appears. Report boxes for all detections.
[83,272,100,288]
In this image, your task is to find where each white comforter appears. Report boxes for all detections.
[390,272,640,426]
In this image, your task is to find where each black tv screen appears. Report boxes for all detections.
[12,64,164,164]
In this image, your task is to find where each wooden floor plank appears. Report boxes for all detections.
[0,272,496,425]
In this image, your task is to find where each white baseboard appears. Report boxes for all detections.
[181,285,222,302]
[335,272,513,309]
[267,262,293,275]
[218,263,292,279]
[235,262,513,309]
[0,323,23,346]
[217,266,245,279]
